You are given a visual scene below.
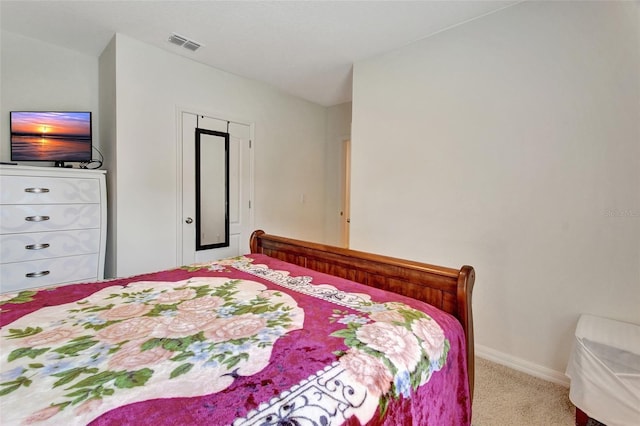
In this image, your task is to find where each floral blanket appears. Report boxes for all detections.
[0,254,470,425]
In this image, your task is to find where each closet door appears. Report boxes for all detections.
[181,112,252,264]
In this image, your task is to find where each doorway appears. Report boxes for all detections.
[178,111,253,265]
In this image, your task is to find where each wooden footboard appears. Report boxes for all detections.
[249,230,476,398]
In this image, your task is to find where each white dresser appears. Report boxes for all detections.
[0,165,107,292]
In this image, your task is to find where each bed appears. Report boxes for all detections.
[0,230,475,425]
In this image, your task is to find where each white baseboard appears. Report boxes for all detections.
[476,344,570,387]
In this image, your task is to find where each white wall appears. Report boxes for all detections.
[102,34,329,277]
[351,1,640,379]
[1,31,346,279]
[0,31,100,161]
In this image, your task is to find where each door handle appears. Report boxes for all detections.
[185,217,193,224]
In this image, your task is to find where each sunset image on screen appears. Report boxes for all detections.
[10,112,92,162]
[11,112,90,137]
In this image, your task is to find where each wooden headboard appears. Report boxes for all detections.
[249,230,476,398]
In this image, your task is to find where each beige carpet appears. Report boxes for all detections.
[472,357,576,425]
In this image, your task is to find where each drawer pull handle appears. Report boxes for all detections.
[26,243,50,250]
[25,215,50,222]
[25,187,50,193]
[26,271,50,278]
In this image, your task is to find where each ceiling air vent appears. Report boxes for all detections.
[182,40,201,52]
[168,33,203,52]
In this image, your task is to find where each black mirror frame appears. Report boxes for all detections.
[195,128,230,250]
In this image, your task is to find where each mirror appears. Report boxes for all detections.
[195,128,229,250]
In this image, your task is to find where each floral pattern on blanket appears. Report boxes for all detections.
[331,305,449,415]
[207,257,451,424]
[229,258,450,401]
[0,277,304,425]
[233,305,450,426]
[0,290,38,307]
[1,256,455,426]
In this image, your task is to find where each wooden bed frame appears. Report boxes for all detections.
[249,230,476,399]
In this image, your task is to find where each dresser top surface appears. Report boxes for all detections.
[0,164,106,178]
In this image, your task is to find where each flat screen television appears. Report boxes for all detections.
[10,111,92,167]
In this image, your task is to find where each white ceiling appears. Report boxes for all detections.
[0,0,518,106]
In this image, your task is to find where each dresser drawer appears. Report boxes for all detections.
[0,176,101,205]
[0,254,99,292]
[0,204,101,234]
[0,229,101,263]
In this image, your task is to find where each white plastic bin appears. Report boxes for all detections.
[566,314,640,426]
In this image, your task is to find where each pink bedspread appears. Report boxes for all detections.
[0,254,470,425]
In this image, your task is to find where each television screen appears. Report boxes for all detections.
[10,111,92,165]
